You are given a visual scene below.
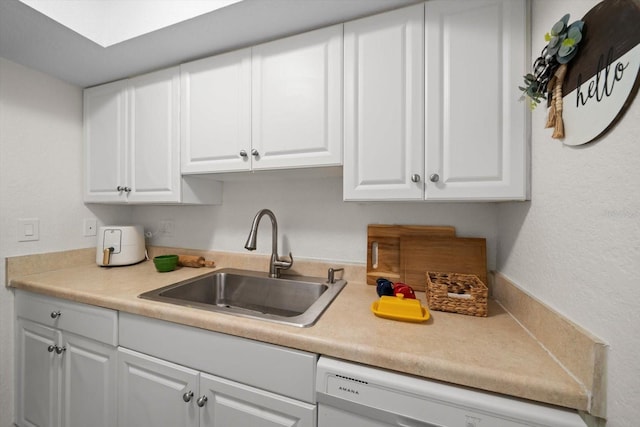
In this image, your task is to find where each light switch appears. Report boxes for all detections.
[18,218,40,242]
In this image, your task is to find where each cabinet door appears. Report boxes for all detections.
[343,5,425,200]
[61,334,116,427]
[252,24,343,170]
[84,79,128,202]
[118,348,199,427]
[181,49,252,173]
[128,67,182,203]
[199,372,315,427]
[16,319,62,427]
[425,0,529,200]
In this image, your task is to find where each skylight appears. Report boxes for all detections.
[19,0,243,47]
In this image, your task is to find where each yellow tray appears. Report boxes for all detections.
[371,295,430,323]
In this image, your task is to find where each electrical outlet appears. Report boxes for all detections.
[159,220,175,237]
[83,218,97,236]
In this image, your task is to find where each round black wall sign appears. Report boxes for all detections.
[561,0,640,146]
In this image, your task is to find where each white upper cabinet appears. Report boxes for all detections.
[181,49,252,174]
[343,4,425,200]
[84,79,128,201]
[425,0,529,201]
[84,67,222,204]
[128,68,181,203]
[344,1,529,201]
[180,24,343,175]
[251,24,343,170]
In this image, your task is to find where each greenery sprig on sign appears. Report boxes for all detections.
[520,14,585,109]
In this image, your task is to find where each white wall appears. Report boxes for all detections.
[133,176,499,266]
[0,58,130,427]
[497,1,640,426]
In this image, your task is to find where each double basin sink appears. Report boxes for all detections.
[140,268,347,327]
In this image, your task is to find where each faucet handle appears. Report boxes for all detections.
[274,252,293,271]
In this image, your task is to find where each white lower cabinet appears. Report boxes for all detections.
[16,320,60,427]
[200,372,315,427]
[117,313,317,426]
[15,291,117,427]
[15,294,317,427]
[118,348,199,427]
[118,348,315,427]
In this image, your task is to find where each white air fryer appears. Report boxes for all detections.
[96,226,146,266]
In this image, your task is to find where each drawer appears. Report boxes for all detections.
[119,312,318,403]
[15,290,117,345]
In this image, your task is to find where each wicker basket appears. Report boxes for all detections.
[426,272,488,317]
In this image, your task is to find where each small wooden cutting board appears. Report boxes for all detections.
[400,237,487,291]
[366,225,456,286]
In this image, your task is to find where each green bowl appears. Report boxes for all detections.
[153,255,178,272]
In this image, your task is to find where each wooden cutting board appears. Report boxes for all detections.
[366,225,456,286]
[400,237,487,291]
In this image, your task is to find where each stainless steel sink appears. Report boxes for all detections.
[139,268,347,327]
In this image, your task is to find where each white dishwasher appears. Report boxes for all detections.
[316,357,587,427]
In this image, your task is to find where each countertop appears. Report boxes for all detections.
[8,257,589,413]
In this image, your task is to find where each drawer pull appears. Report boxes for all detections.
[196,395,208,407]
[183,391,194,402]
[50,311,61,319]
[47,345,56,353]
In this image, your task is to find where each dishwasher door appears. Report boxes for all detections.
[316,357,587,427]
[320,403,416,427]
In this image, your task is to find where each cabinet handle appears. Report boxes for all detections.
[124,187,131,193]
[47,345,56,353]
[411,174,421,183]
[117,186,124,192]
[50,311,61,319]
[55,346,66,355]
[429,174,440,183]
[182,391,194,402]
[251,149,259,157]
[196,395,208,407]
[239,150,248,158]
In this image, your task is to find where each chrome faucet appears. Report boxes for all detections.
[244,209,293,278]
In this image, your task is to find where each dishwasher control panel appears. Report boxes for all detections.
[316,357,587,427]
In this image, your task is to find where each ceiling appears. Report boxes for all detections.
[0,0,421,88]
[18,0,245,48]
